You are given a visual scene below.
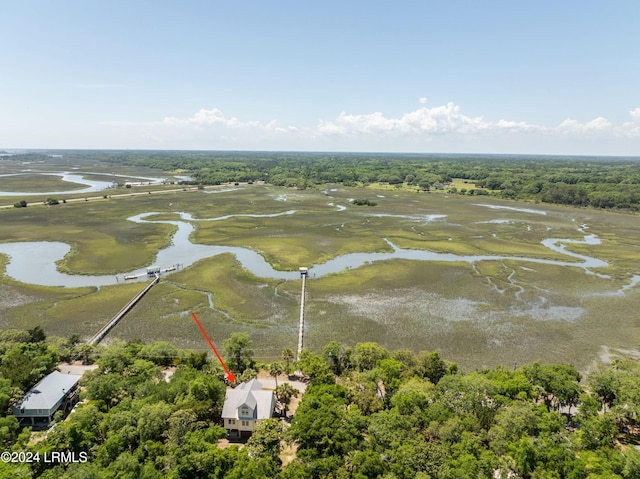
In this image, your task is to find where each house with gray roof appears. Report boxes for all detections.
[12,371,81,430]
[221,379,275,438]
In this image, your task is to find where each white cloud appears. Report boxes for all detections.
[316,103,540,137]
[316,103,484,136]
[313,105,640,142]
[556,117,613,135]
[164,108,265,129]
[619,108,640,139]
[99,103,640,153]
[160,108,297,135]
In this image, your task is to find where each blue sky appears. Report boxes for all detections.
[1,1,639,155]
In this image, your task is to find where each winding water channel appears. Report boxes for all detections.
[0,209,618,288]
[0,171,169,197]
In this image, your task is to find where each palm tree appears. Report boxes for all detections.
[269,361,284,390]
[275,382,300,417]
[281,348,295,374]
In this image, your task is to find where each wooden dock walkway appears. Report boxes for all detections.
[89,274,160,345]
[296,270,307,360]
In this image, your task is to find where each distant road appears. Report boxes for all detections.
[0,184,231,209]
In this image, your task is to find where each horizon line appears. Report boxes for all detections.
[2,147,640,160]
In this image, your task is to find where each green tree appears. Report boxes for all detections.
[28,325,46,343]
[223,332,254,374]
[137,402,172,442]
[351,342,389,371]
[84,372,125,409]
[246,417,284,464]
[281,348,295,374]
[391,377,435,419]
[437,373,499,429]
[488,402,541,454]
[578,413,618,450]
[238,368,258,383]
[166,408,199,446]
[296,350,333,384]
[348,371,385,415]
[323,341,351,375]
[348,449,388,479]
[0,342,58,390]
[392,349,418,369]
[623,447,640,479]
[46,403,104,452]
[95,339,136,374]
[368,407,419,452]
[288,384,365,459]
[522,362,582,412]
[373,358,406,406]
[275,383,300,417]
[225,451,280,479]
[416,350,452,385]
[588,366,620,411]
[0,416,19,447]
[183,351,209,370]
[139,341,179,367]
[269,361,284,390]
[79,343,95,364]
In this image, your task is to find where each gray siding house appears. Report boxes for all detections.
[221,379,275,438]
[12,371,81,430]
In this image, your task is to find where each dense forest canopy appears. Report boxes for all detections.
[5,150,640,211]
[0,330,639,478]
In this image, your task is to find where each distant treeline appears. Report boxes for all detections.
[10,150,640,211]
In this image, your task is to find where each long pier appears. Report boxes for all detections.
[296,268,308,360]
[89,274,160,345]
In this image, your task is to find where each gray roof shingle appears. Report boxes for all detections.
[14,371,81,413]
[221,380,274,421]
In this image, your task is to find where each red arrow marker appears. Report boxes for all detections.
[191,312,235,383]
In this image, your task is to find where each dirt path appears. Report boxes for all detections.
[57,361,98,375]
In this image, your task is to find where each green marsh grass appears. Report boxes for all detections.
[0,174,89,193]
[2,183,640,369]
[1,199,175,274]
